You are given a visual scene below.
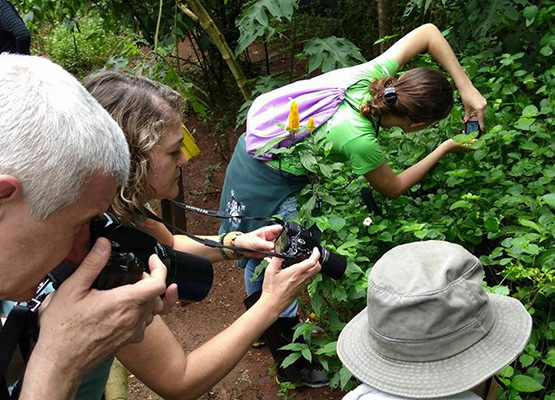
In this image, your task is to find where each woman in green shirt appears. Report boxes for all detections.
[219,23,487,387]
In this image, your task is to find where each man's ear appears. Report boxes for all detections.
[0,175,22,202]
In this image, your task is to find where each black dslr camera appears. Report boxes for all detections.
[51,213,213,303]
[274,221,346,280]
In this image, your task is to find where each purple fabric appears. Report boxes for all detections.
[246,77,352,160]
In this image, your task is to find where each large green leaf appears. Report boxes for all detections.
[511,375,544,392]
[302,36,366,73]
[339,366,352,390]
[281,352,302,369]
[542,193,555,208]
[235,0,297,55]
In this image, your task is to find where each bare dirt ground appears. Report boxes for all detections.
[128,117,346,399]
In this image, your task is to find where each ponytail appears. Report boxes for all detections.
[360,76,396,120]
[361,68,454,123]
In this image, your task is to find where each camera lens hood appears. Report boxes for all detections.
[169,251,214,302]
[320,247,347,280]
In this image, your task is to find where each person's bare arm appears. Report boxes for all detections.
[143,216,221,260]
[143,217,282,262]
[365,139,475,198]
[380,23,487,128]
[117,250,321,400]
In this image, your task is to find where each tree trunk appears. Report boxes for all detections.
[179,0,251,101]
[376,0,391,54]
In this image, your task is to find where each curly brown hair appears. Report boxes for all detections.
[361,68,454,124]
[83,71,182,223]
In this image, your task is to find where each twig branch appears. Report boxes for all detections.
[178,3,199,23]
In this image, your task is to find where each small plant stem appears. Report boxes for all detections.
[154,0,164,52]
[289,15,296,82]
[263,34,270,75]
[527,291,540,310]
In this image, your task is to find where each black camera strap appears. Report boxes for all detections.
[0,283,48,399]
[142,205,291,260]
[167,199,271,222]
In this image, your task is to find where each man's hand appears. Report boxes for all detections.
[260,248,321,312]
[22,238,167,399]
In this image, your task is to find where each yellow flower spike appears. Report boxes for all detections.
[288,100,300,132]
[307,117,315,133]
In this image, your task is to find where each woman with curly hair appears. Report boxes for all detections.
[71,71,322,399]
[84,71,281,262]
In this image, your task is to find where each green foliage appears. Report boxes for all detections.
[301,36,366,73]
[15,0,84,35]
[260,5,555,395]
[235,0,298,55]
[42,12,138,77]
[130,45,208,117]
[21,0,555,396]
[236,73,289,127]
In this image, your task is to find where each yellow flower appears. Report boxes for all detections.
[309,312,317,320]
[288,100,299,132]
[307,117,315,133]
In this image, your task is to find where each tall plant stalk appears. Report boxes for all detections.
[179,0,251,100]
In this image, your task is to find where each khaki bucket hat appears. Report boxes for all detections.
[337,240,532,398]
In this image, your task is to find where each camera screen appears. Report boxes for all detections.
[274,230,289,253]
[465,119,480,135]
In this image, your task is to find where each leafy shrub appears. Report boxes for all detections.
[43,12,137,77]
[271,13,555,399]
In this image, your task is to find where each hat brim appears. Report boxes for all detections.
[337,294,532,398]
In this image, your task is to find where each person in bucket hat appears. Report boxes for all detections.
[338,240,532,399]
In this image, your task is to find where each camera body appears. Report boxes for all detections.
[88,213,213,303]
[465,117,481,135]
[274,221,346,280]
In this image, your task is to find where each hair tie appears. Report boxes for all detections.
[384,87,397,105]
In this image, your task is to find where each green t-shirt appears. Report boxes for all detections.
[268,58,399,175]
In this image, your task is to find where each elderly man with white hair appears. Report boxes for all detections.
[0,54,170,399]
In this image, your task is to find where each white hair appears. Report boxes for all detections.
[0,54,130,219]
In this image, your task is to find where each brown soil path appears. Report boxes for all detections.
[128,117,346,399]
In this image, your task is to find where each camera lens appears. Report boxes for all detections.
[86,213,214,303]
[318,246,347,280]
[156,244,213,302]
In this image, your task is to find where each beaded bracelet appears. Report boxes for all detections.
[218,232,231,260]
[219,231,244,260]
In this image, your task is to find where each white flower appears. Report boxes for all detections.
[363,217,373,226]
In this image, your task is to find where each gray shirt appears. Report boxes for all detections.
[343,384,480,400]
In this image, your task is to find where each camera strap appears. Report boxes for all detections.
[167,199,271,222]
[142,205,291,260]
[0,282,48,399]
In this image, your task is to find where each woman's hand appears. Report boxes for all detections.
[233,225,283,258]
[440,139,478,154]
[460,86,487,130]
[260,248,321,312]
